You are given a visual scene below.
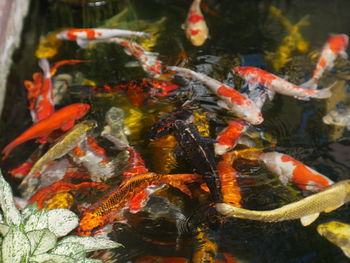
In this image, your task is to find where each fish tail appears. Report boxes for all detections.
[1,143,16,160]
[38,58,51,78]
[311,86,332,99]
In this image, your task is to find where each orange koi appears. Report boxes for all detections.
[184,0,209,46]
[302,34,348,89]
[217,152,242,207]
[1,103,90,159]
[259,152,334,191]
[77,172,202,236]
[233,66,332,100]
[28,181,109,209]
[215,119,249,155]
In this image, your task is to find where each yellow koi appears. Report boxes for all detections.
[216,180,350,226]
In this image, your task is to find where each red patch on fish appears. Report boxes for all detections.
[188,14,204,24]
[217,120,246,146]
[280,154,332,191]
[190,29,200,35]
[66,29,97,40]
[217,85,246,105]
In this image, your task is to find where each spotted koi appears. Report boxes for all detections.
[167,66,263,125]
[233,66,332,100]
[259,151,334,192]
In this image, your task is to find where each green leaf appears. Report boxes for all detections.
[47,209,78,237]
[27,229,57,255]
[21,204,38,222]
[0,223,9,236]
[2,225,30,263]
[51,242,86,260]
[24,209,48,233]
[58,236,123,252]
[0,171,21,226]
[29,253,75,263]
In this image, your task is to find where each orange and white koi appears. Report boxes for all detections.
[259,151,333,192]
[123,147,149,178]
[69,135,115,182]
[167,66,263,125]
[184,0,209,46]
[233,66,332,100]
[80,37,162,78]
[215,119,249,155]
[302,34,349,89]
[25,59,87,123]
[56,28,152,47]
[1,103,90,159]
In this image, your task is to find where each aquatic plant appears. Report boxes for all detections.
[0,170,122,263]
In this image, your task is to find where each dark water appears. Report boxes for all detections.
[1,0,350,262]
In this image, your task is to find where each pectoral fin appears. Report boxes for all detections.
[300,213,319,226]
[217,100,230,110]
[324,203,344,213]
[341,247,350,259]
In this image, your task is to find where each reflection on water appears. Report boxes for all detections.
[1,0,350,262]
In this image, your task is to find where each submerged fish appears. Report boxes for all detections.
[259,151,334,192]
[167,66,263,125]
[56,28,152,45]
[302,34,349,89]
[323,107,350,127]
[216,179,350,226]
[35,30,63,59]
[317,221,350,258]
[233,66,332,100]
[20,120,97,191]
[184,0,209,46]
[1,103,90,159]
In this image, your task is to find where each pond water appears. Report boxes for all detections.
[1,0,350,262]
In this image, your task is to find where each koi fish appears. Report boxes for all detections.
[184,0,209,46]
[25,59,87,123]
[28,181,108,209]
[167,66,263,125]
[317,221,350,258]
[80,37,162,78]
[1,103,90,159]
[233,66,332,100]
[77,172,202,236]
[323,107,350,126]
[259,151,333,192]
[122,147,149,178]
[301,34,349,89]
[216,179,350,226]
[35,29,63,59]
[20,120,97,191]
[101,107,129,146]
[215,119,249,155]
[56,28,152,45]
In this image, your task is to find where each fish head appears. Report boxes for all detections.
[243,110,263,125]
[322,109,349,126]
[80,119,98,130]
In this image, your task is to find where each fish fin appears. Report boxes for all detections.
[38,58,51,78]
[341,247,350,258]
[37,136,48,144]
[76,39,91,49]
[300,213,319,226]
[266,89,276,100]
[123,48,132,56]
[217,100,230,110]
[312,87,332,99]
[300,78,317,90]
[324,203,344,213]
[294,96,310,101]
[61,120,75,131]
[340,51,348,60]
